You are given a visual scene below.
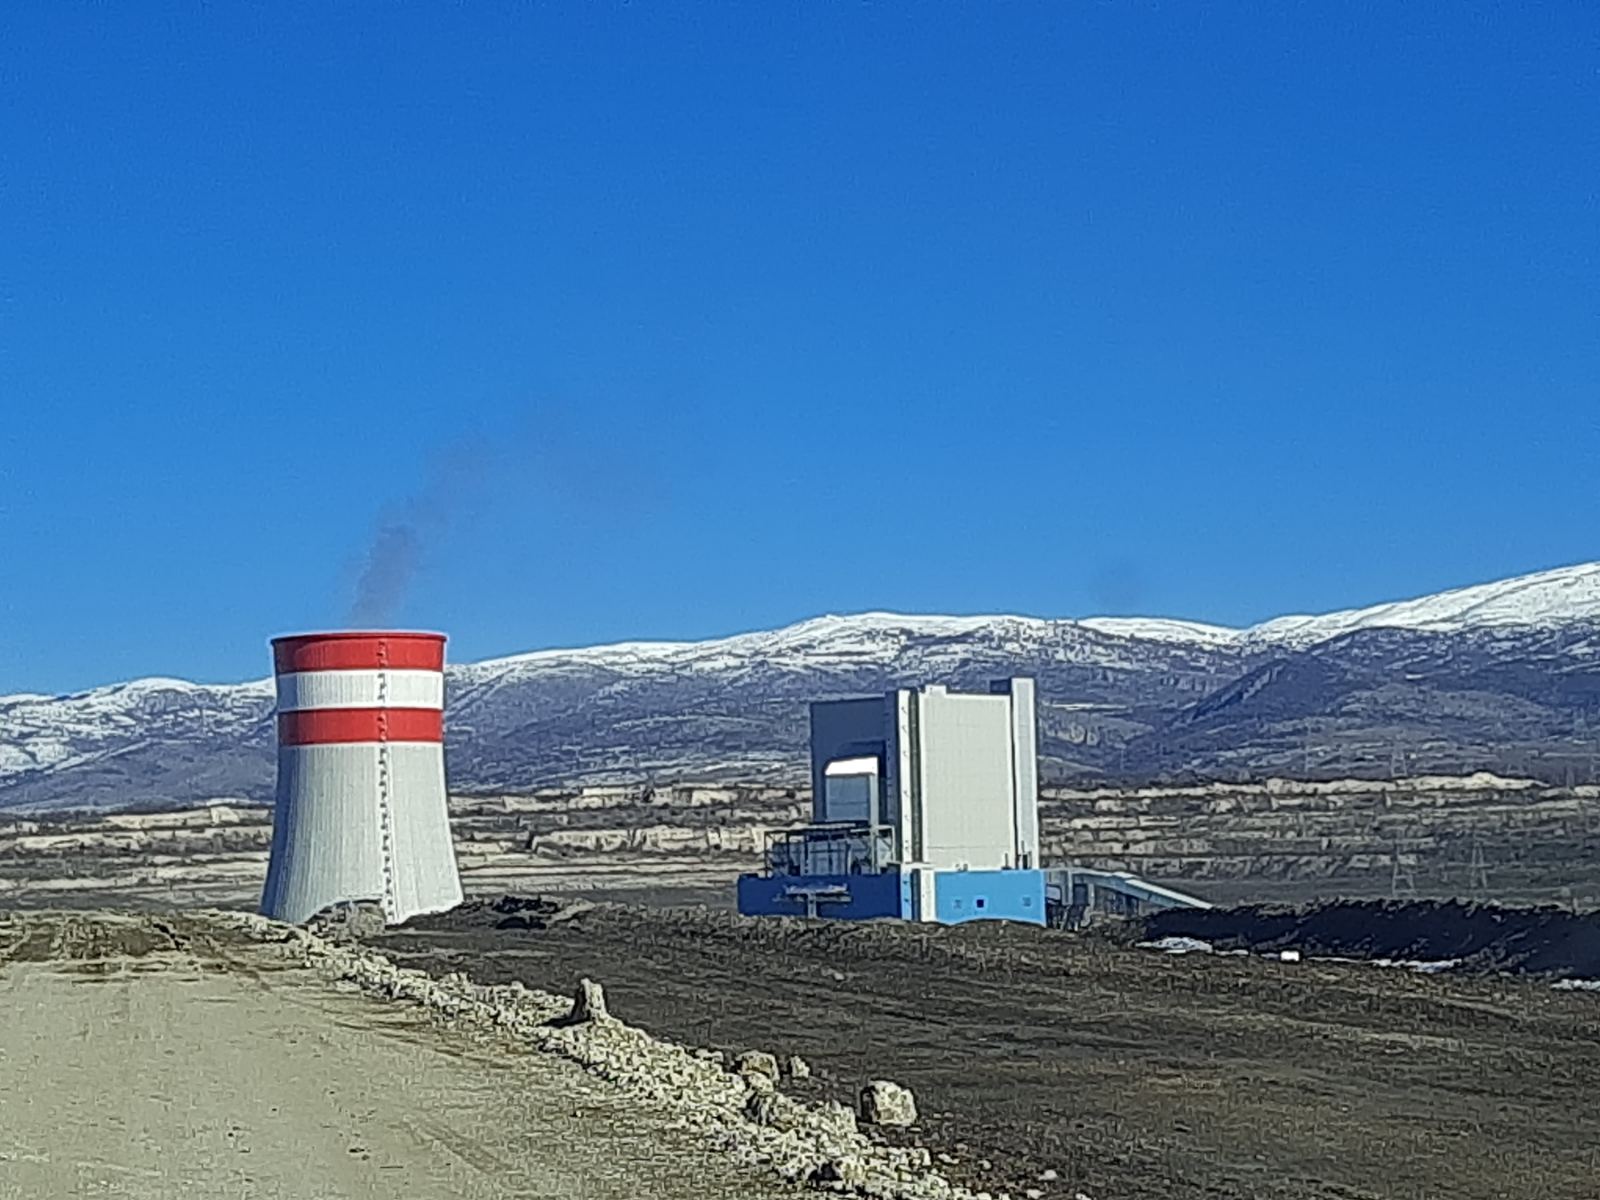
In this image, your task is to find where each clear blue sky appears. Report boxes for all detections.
[3,4,1597,694]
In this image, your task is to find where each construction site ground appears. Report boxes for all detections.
[376,899,1600,1200]
[0,910,807,1200]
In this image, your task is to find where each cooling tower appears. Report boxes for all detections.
[260,631,463,926]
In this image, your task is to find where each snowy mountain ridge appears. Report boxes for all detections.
[459,559,1600,675]
[4,560,1600,811]
[1242,561,1600,646]
[8,562,1600,708]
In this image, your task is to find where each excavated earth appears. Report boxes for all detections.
[372,897,1600,1200]
[1146,899,1600,976]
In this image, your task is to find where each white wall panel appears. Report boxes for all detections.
[262,744,385,924]
[1006,679,1040,866]
[261,741,462,926]
[384,743,465,922]
[275,669,444,712]
[916,690,1017,870]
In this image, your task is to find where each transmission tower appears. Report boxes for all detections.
[1467,834,1489,896]
[1389,831,1417,899]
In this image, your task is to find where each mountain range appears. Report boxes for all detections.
[6,562,1600,812]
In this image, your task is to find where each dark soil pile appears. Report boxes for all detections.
[404,894,595,932]
[1145,899,1600,976]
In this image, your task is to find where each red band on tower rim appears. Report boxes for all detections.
[277,708,444,745]
[272,632,446,675]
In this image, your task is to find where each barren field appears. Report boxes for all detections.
[0,911,809,1200]
[375,899,1600,1200]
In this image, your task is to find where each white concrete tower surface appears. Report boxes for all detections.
[260,631,463,926]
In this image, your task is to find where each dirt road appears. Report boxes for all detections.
[0,913,803,1200]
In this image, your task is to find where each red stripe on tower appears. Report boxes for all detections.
[272,631,446,674]
[277,708,445,745]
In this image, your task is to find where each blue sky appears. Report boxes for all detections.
[3,4,1597,694]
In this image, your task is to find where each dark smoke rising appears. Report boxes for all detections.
[343,404,674,627]
[348,523,423,627]
[347,442,490,627]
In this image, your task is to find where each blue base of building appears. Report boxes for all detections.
[736,867,1045,925]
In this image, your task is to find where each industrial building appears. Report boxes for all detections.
[260,630,464,926]
[738,679,1049,924]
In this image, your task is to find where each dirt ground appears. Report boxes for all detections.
[376,899,1600,1200]
[0,911,806,1200]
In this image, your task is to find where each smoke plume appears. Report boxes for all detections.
[343,402,672,627]
[347,441,489,627]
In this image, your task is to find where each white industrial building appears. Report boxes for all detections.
[741,679,1047,923]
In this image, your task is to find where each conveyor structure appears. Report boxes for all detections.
[1043,867,1213,929]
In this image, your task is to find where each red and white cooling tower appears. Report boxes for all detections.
[260,631,463,926]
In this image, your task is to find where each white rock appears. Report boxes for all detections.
[569,977,611,1022]
[860,1079,918,1127]
[745,1070,777,1095]
[735,1049,779,1081]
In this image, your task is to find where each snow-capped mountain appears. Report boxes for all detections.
[1242,562,1600,647]
[5,562,1600,812]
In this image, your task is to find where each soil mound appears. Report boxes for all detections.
[0,912,179,964]
[1144,899,1600,977]
[415,893,596,932]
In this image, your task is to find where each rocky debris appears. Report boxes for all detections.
[217,910,971,1200]
[860,1080,919,1127]
[810,1156,869,1189]
[746,1089,782,1126]
[745,1087,814,1133]
[304,900,389,942]
[816,1101,859,1141]
[734,1049,780,1082]
[745,1070,777,1096]
[785,1054,813,1080]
